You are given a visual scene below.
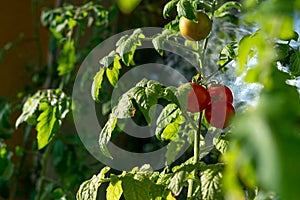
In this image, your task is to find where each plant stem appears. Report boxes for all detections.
[35,142,53,200]
[187,112,203,199]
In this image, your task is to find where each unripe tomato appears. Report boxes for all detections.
[205,101,235,129]
[179,12,212,41]
[208,85,233,103]
[187,83,210,113]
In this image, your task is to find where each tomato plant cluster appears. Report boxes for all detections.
[187,82,235,128]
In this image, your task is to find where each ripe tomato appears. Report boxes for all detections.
[187,83,210,113]
[208,85,233,103]
[179,12,212,41]
[204,101,235,129]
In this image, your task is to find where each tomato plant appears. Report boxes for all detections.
[1,0,300,200]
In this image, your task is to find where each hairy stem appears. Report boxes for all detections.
[187,112,203,199]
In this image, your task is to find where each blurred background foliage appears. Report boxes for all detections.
[0,0,300,199]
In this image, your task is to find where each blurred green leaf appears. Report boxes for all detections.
[57,40,77,76]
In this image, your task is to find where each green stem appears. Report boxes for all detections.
[11,125,32,200]
[187,112,203,199]
[35,142,53,200]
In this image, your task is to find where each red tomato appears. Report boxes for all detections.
[204,101,235,128]
[187,83,210,113]
[208,85,233,103]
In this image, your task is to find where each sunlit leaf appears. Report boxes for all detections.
[36,102,59,149]
[163,0,180,19]
[106,175,123,200]
[76,167,110,200]
[99,115,117,159]
[177,0,196,20]
[15,91,44,128]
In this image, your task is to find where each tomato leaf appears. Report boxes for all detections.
[106,57,121,87]
[76,167,110,200]
[99,114,117,159]
[99,50,119,68]
[15,91,44,128]
[155,104,181,140]
[106,175,123,200]
[152,29,176,56]
[57,40,77,76]
[176,0,196,21]
[289,50,300,77]
[36,90,71,150]
[122,174,151,200]
[163,0,180,19]
[131,80,164,124]
[36,102,59,150]
[214,1,242,18]
[92,68,105,102]
[201,165,223,200]
[218,42,237,67]
[116,28,145,66]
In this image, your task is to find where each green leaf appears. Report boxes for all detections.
[155,104,181,140]
[177,0,196,20]
[15,92,44,128]
[76,167,110,200]
[122,174,151,200]
[214,1,242,18]
[289,50,300,76]
[237,34,254,74]
[92,68,105,102]
[0,143,14,180]
[99,114,117,159]
[275,43,289,62]
[36,102,60,149]
[132,80,163,124]
[116,29,145,66]
[106,177,123,200]
[106,57,121,87]
[165,134,186,165]
[152,29,175,56]
[163,0,180,19]
[112,95,136,118]
[201,165,223,200]
[57,40,77,76]
[218,42,237,66]
[99,50,118,68]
